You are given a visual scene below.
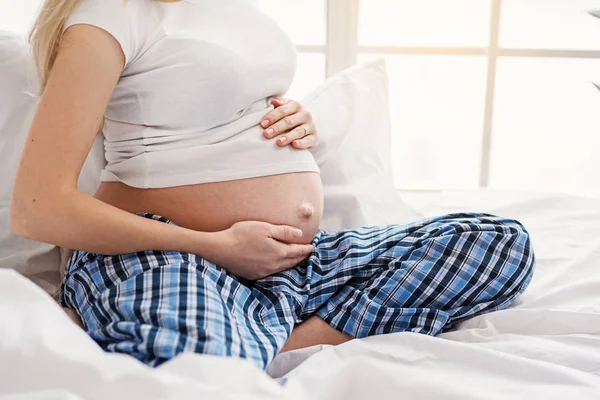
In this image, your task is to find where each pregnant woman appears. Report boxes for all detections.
[11,0,534,369]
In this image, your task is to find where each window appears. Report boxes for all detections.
[264,0,600,196]
[3,0,599,196]
[359,0,491,47]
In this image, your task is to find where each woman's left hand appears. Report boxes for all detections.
[261,98,319,149]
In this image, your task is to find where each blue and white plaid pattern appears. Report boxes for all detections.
[60,212,534,370]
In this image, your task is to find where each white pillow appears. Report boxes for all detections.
[304,60,420,231]
[0,31,105,294]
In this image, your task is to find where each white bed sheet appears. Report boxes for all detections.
[1,190,600,399]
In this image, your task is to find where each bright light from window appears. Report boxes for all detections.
[359,54,487,190]
[501,0,600,50]
[359,0,492,47]
[490,57,600,196]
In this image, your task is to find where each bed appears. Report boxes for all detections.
[2,28,599,400]
[1,189,599,399]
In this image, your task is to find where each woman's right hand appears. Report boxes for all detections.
[205,221,315,280]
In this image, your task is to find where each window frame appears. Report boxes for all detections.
[296,0,600,189]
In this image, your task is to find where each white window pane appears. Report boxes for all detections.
[256,0,326,46]
[490,58,600,196]
[500,0,600,50]
[0,0,43,36]
[286,53,326,99]
[358,0,492,47]
[359,54,487,190]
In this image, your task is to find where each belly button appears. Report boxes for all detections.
[297,203,314,219]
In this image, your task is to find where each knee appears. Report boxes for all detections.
[449,214,530,241]
[436,214,535,276]
[435,214,532,251]
[448,215,535,304]
[487,217,532,251]
[479,216,535,285]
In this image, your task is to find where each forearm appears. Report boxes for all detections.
[11,188,214,256]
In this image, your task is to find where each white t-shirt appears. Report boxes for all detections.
[64,0,320,189]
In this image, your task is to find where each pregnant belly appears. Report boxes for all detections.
[94,172,324,244]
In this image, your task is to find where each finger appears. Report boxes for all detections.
[291,133,319,149]
[284,244,315,259]
[273,256,309,275]
[261,101,301,130]
[271,97,290,107]
[276,124,312,147]
[278,255,311,272]
[270,225,304,242]
[265,111,310,140]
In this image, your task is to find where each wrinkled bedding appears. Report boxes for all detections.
[1,190,599,399]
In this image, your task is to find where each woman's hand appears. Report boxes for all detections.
[206,221,315,280]
[261,98,319,149]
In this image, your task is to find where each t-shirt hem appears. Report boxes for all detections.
[100,161,321,189]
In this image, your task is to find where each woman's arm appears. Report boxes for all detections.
[10,25,211,255]
[11,25,313,277]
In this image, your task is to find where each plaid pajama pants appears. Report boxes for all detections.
[60,212,534,370]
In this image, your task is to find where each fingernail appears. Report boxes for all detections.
[278,136,287,144]
[261,120,270,128]
[294,229,303,237]
[266,128,274,137]
[276,98,289,104]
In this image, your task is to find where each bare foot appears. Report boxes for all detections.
[281,316,352,353]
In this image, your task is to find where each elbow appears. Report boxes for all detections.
[10,189,50,241]
[11,177,77,243]
[10,194,35,240]
[11,183,76,243]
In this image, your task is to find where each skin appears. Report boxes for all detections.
[11,24,351,353]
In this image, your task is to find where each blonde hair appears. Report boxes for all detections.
[29,0,180,93]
